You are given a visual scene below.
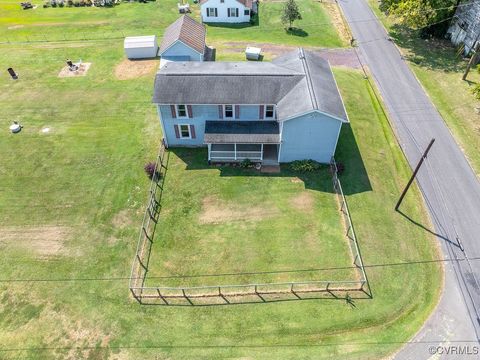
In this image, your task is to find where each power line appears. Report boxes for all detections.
[0,256,478,283]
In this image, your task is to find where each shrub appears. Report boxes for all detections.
[85,0,92,5]
[239,158,253,168]
[43,1,50,7]
[472,84,480,100]
[335,162,345,175]
[289,159,321,172]
[59,2,64,6]
[79,0,85,5]
[144,162,161,180]
[73,0,80,6]
[67,0,73,5]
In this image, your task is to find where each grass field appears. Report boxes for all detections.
[0,0,346,48]
[0,2,442,358]
[145,150,357,288]
[368,0,480,176]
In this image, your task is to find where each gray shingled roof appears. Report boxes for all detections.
[204,121,280,143]
[153,48,348,122]
[159,15,206,56]
[200,0,255,8]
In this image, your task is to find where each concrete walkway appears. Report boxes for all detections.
[338,0,480,358]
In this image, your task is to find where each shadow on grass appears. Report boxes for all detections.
[169,123,371,195]
[388,24,466,73]
[286,27,308,37]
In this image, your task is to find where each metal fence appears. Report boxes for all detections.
[129,150,369,305]
[330,157,369,289]
[128,141,168,294]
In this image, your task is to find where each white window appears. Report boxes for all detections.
[265,105,275,119]
[244,9,250,16]
[176,104,188,118]
[228,8,239,17]
[207,7,217,17]
[179,124,191,139]
[224,105,234,118]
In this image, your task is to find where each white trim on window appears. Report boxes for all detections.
[228,7,239,17]
[207,7,217,17]
[264,104,275,119]
[176,104,188,118]
[224,104,235,118]
[179,124,191,139]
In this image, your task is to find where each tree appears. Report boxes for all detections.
[380,0,457,35]
[281,0,302,30]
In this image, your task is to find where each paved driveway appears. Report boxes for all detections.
[338,0,480,358]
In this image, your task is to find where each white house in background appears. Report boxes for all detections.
[159,15,207,61]
[124,36,158,59]
[200,0,258,23]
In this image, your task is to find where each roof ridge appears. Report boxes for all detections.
[298,48,318,110]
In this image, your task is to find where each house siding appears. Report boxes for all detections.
[160,40,203,61]
[201,0,251,23]
[158,104,275,146]
[279,112,342,163]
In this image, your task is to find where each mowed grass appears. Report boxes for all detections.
[146,151,356,287]
[0,0,346,48]
[0,33,441,359]
[368,0,480,176]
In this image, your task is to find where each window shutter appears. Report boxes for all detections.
[170,105,177,118]
[174,125,180,138]
[187,105,193,118]
[218,105,223,119]
[215,8,217,17]
[227,8,230,17]
[236,8,239,17]
[235,105,240,119]
[259,105,264,120]
[190,125,196,139]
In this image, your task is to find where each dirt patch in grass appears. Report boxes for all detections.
[8,25,25,30]
[290,192,314,213]
[112,209,135,229]
[114,59,158,80]
[0,225,71,257]
[199,196,279,224]
[58,63,91,78]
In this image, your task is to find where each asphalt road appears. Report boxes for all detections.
[337,0,480,358]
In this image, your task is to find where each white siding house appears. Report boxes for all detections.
[200,0,257,23]
[124,36,158,59]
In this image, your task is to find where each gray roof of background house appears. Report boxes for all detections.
[159,15,206,55]
[153,48,348,122]
[204,121,280,143]
[199,0,256,8]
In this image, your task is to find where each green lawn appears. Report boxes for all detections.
[0,0,346,48]
[368,0,480,176]
[146,151,356,288]
[0,24,441,357]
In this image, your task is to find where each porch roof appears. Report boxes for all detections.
[204,121,280,144]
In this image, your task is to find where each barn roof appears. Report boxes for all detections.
[159,15,206,55]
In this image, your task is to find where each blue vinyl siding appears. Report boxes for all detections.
[160,41,203,61]
[158,104,270,146]
[279,112,342,163]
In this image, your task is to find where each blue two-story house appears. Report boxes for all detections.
[152,48,349,164]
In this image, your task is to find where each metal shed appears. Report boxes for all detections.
[124,36,158,59]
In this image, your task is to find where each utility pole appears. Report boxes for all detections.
[395,138,435,211]
[463,41,480,80]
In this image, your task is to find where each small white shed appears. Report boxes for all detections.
[124,36,158,59]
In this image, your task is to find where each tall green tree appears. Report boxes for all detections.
[281,0,302,29]
[380,0,457,31]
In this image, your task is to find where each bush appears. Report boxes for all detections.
[144,162,161,180]
[472,84,480,100]
[335,162,345,175]
[239,158,253,168]
[67,0,73,5]
[43,1,50,7]
[85,0,92,5]
[289,159,321,172]
[73,0,80,6]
